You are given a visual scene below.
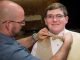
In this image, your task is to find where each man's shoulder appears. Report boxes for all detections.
[69,30,80,38]
[69,30,80,35]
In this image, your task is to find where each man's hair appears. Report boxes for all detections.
[43,3,68,18]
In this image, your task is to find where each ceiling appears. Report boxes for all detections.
[11,0,59,15]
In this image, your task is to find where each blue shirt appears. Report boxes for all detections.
[0,33,40,60]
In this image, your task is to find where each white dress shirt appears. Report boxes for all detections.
[31,29,69,56]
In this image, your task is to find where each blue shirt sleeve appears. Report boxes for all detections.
[0,43,40,60]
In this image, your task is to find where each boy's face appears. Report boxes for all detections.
[44,8,68,34]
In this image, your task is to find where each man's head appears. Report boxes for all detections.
[44,3,69,34]
[0,0,25,36]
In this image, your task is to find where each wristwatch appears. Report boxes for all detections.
[32,33,38,43]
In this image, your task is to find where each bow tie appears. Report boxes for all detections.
[49,33,64,42]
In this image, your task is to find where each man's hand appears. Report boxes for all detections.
[63,32,73,46]
[37,28,50,40]
[50,32,73,60]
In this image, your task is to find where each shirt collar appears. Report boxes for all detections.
[49,28,69,36]
[0,33,15,44]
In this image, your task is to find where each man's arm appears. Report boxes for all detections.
[17,36,34,48]
[17,28,49,48]
[17,28,73,60]
[50,32,73,60]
